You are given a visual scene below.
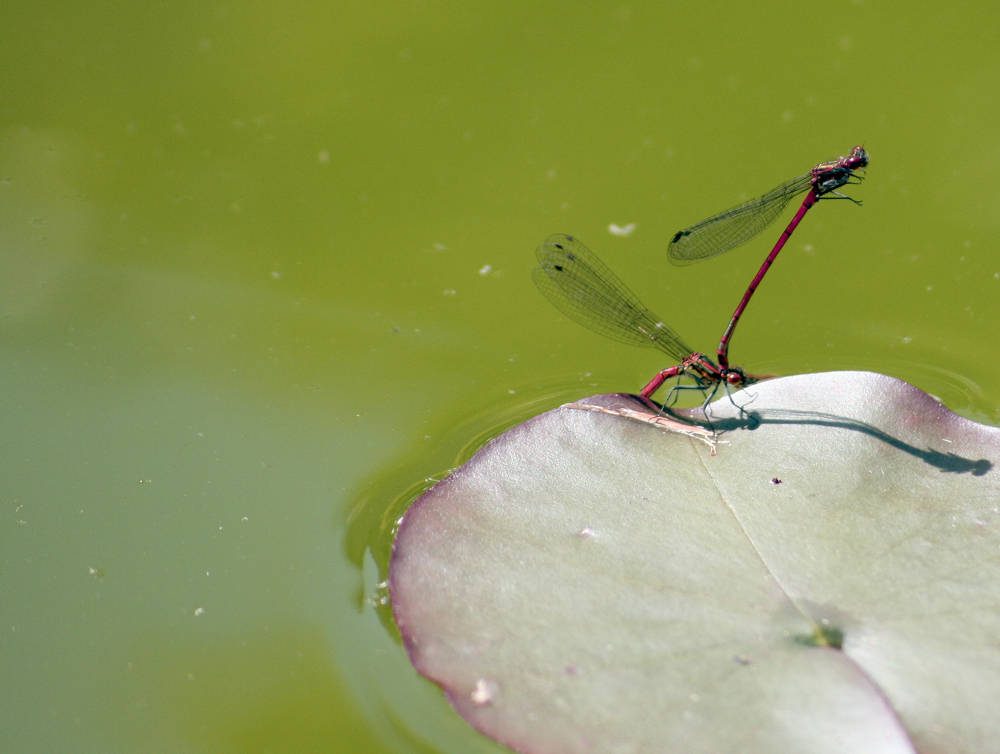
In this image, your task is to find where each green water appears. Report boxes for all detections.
[3,2,1000,752]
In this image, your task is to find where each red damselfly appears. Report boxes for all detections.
[534,234,759,406]
[669,146,869,370]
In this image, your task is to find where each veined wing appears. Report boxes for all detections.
[668,172,813,265]
[534,234,694,364]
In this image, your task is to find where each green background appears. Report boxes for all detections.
[3,2,998,753]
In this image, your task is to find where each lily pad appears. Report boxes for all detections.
[389,371,1000,754]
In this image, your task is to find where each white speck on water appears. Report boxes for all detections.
[608,223,636,236]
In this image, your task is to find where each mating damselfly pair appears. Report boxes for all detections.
[533,146,869,408]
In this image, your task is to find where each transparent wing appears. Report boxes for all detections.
[534,234,693,364]
[668,173,813,265]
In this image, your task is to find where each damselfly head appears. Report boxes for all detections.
[728,368,774,387]
[846,146,869,170]
[726,369,750,386]
[811,146,869,196]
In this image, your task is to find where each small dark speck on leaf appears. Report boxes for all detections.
[796,624,844,650]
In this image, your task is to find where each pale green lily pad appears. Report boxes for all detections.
[389,372,1000,754]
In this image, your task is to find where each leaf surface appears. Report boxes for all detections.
[390,372,1000,754]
